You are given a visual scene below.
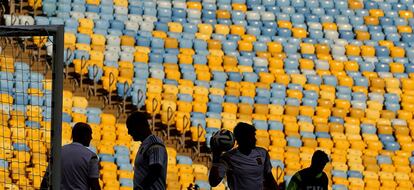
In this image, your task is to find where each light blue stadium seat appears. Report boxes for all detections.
[13,143,30,152]
[243,72,258,82]
[176,155,193,165]
[286,137,302,148]
[119,178,133,187]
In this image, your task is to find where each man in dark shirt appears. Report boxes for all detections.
[287,150,330,190]
[126,112,167,190]
[41,122,101,190]
[209,122,278,190]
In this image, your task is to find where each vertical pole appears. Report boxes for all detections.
[51,25,63,190]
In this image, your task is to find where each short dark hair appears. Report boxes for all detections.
[126,112,150,129]
[72,122,92,140]
[233,122,256,141]
[312,150,329,165]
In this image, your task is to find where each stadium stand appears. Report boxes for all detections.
[1,0,414,189]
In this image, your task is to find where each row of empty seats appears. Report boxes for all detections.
[28,0,414,189]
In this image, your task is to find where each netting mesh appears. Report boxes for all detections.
[0,34,55,189]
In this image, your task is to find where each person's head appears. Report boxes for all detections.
[310,150,330,173]
[233,122,256,150]
[126,112,151,141]
[72,122,92,146]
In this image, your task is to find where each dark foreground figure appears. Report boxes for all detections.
[126,112,167,190]
[41,122,100,190]
[209,122,277,190]
[287,150,330,190]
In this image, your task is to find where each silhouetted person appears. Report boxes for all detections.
[126,112,167,190]
[287,150,330,190]
[40,122,100,190]
[209,122,278,190]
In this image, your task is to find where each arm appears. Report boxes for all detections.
[322,173,329,190]
[263,152,278,190]
[88,155,101,190]
[140,163,162,189]
[140,145,166,189]
[88,178,101,190]
[286,173,300,190]
[208,151,227,187]
[40,165,50,190]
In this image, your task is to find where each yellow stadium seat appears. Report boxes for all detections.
[390,62,405,73]
[187,1,202,10]
[299,58,314,70]
[78,18,94,34]
[267,42,283,54]
[278,20,292,29]
[214,24,230,35]
[346,45,361,56]
[207,39,221,50]
[241,34,256,43]
[190,126,206,142]
[120,35,135,47]
[134,52,149,63]
[152,31,167,39]
[236,103,252,115]
[198,23,213,35]
[356,31,370,41]
[91,34,106,51]
[168,22,183,33]
[316,44,331,55]
[196,32,211,41]
[364,16,379,25]
[369,9,384,17]
[397,25,412,33]
[238,41,253,51]
[135,46,151,54]
[114,0,128,6]
[230,25,245,36]
[64,33,77,49]
[216,10,231,19]
[192,101,207,113]
[86,0,100,5]
[176,101,192,113]
[399,10,414,19]
[28,0,42,8]
[222,118,237,131]
[300,43,315,54]
[292,28,307,38]
[232,3,247,12]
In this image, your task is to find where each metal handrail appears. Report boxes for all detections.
[79,55,87,90]
[121,81,130,115]
[92,64,100,95]
[181,114,190,150]
[33,0,41,16]
[195,123,203,157]
[151,97,158,132]
[166,106,174,140]
[107,71,115,107]
[136,88,144,111]
[64,48,73,79]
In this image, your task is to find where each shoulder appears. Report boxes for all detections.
[221,148,238,160]
[296,168,309,179]
[223,148,238,156]
[254,147,269,157]
[321,172,328,180]
[63,144,97,159]
[290,171,302,182]
[146,135,166,147]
